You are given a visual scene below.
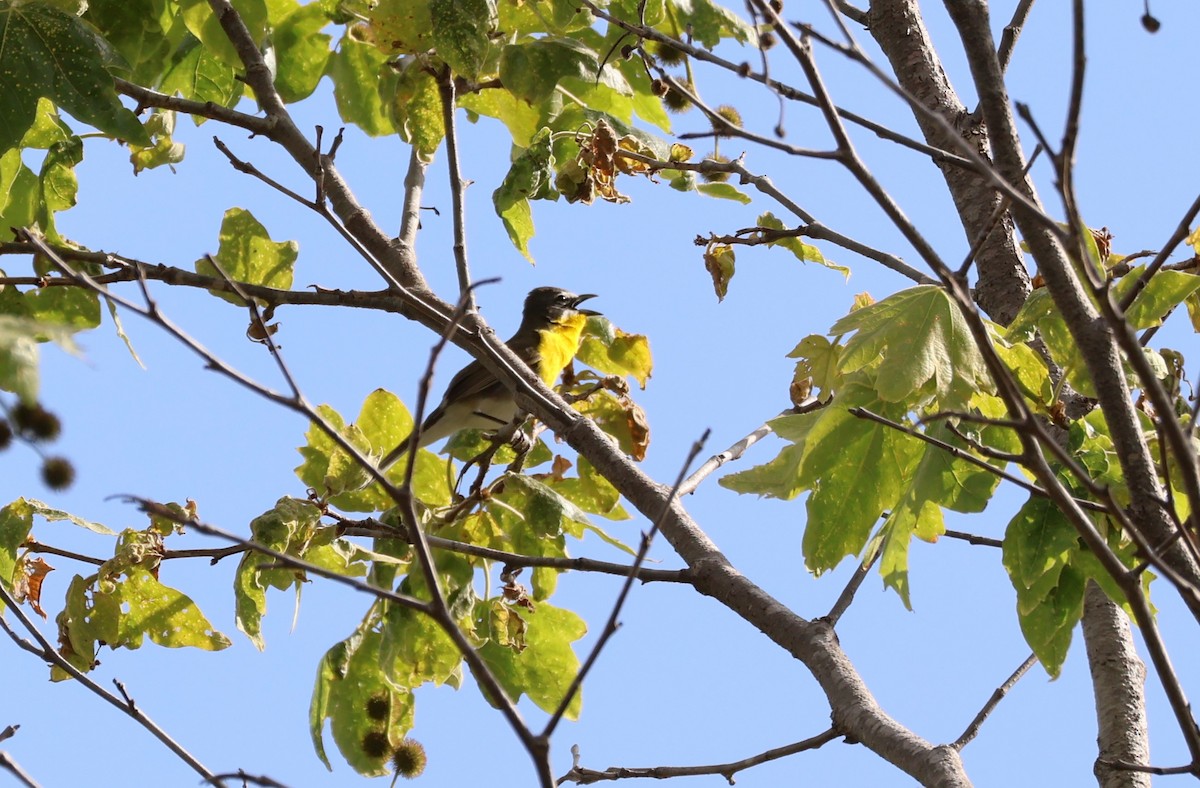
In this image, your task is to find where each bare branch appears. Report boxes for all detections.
[559,727,842,784]
[952,653,1038,750]
[543,430,710,739]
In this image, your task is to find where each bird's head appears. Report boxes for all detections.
[523,286,600,326]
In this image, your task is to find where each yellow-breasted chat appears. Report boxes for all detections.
[381,286,598,468]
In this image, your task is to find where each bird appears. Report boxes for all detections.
[380,286,600,469]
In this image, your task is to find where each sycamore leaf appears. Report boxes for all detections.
[26,499,114,535]
[0,3,149,154]
[380,603,463,690]
[311,628,417,776]
[0,499,35,605]
[757,211,847,277]
[195,208,298,306]
[82,0,173,86]
[430,0,496,80]
[696,182,750,203]
[801,398,923,573]
[493,128,555,262]
[475,601,586,718]
[0,314,80,403]
[179,0,268,68]
[1113,267,1200,330]
[159,35,243,115]
[674,0,757,48]
[577,316,653,389]
[460,87,541,147]
[390,60,445,158]
[832,285,991,408]
[367,0,434,55]
[1002,496,1079,616]
[330,33,398,136]
[704,243,735,301]
[108,567,231,650]
[273,2,333,103]
[499,37,630,106]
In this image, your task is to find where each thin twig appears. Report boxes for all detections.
[0,751,40,788]
[119,497,431,613]
[826,538,881,626]
[558,727,841,784]
[952,653,1038,749]
[542,429,710,740]
[437,66,475,308]
[943,530,1003,549]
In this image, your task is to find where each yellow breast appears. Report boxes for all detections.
[536,313,588,385]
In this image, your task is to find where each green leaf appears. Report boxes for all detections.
[0,314,79,403]
[0,148,39,235]
[367,0,434,55]
[0,499,34,604]
[330,33,397,136]
[498,0,592,34]
[311,627,417,777]
[831,285,991,408]
[128,110,186,173]
[107,567,231,650]
[273,2,332,103]
[83,0,173,85]
[577,316,653,389]
[160,36,243,114]
[460,87,542,147]
[1017,563,1084,678]
[879,498,941,609]
[195,208,298,305]
[499,37,630,106]
[1117,269,1200,330]
[493,128,555,262]
[234,497,326,648]
[1003,496,1079,614]
[675,0,756,48]
[690,181,746,203]
[430,0,496,80]
[390,60,445,157]
[802,398,923,573]
[756,211,846,276]
[719,442,806,499]
[476,601,586,717]
[0,3,150,154]
[26,499,113,534]
[179,0,269,68]
[380,602,463,689]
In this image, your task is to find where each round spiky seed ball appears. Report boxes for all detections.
[701,153,731,183]
[366,694,389,721]
[41,457,75,490]
[391,738,427,779]
[650,40,687,66]
[14,403,61,441]
[712,105,743,137]
[361,731,391,760]
[662,84,694,113]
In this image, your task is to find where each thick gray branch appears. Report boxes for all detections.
[867,0,1031,323]
[1082,584,1150,788]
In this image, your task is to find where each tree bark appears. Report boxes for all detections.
[1082,584,1150,788]
[867,0,1031,324]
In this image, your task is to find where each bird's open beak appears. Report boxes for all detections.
[572,293,601,316]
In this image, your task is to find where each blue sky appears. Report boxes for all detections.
[4,2,1200,786]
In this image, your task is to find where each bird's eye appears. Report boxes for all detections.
[557,293,570,304]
